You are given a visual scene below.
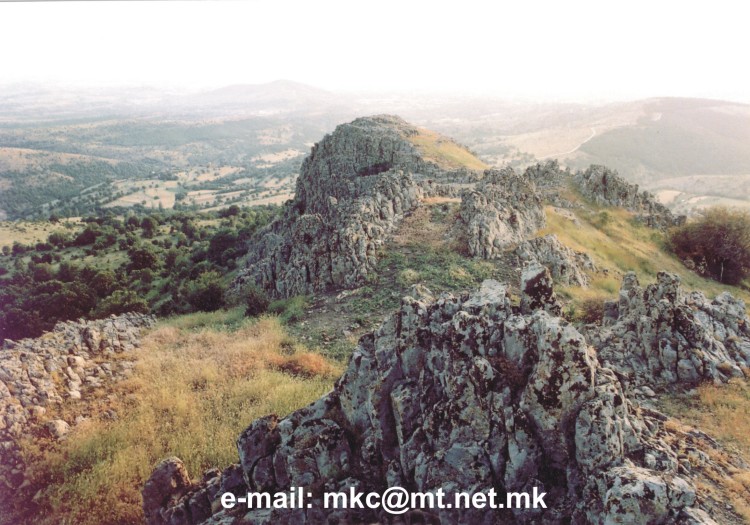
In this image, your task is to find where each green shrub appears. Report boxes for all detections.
[576,297,605,324]
[668,207,750,284]
[94,290,149,317]
[186,271,225,312]
[244,286,270,317]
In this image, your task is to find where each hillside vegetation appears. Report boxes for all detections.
[0,205,279,342]
[539,192,750,315]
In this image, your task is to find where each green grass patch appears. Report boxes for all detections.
[351,246,497,316]
[162,306,247,332]
[268,295,309,324]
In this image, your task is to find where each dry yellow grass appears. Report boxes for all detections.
[541,202,750,307]
[408,128,488,171]
[0,219,81,248]
[662,380,750,523]
[19,313,341,525]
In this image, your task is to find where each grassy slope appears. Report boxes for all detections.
[408,128,489,171]
[539,198,750,307]
[16,310,341,525]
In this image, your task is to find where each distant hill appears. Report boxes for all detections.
[186,80,347,115]
[578,98,750,175]
[412,97,750,213]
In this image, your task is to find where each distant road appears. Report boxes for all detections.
[539,127,596,160]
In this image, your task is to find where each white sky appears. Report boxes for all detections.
[1,0,749,103]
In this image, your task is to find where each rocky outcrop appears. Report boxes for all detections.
[573,165,684,229]
[520,261,562,315]
[146,276,742,524]
[587,271,750,389]
[523,160,579,209]
[516,234,596,287]
[234,116,447,299]
[0,313,154,499]
[459,167,546,258]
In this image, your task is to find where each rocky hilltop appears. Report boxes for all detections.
[0,314,155,504]
[235,118,682,303]
[235,116,450,298]
[145,272,749,524]
[574,165,684,229]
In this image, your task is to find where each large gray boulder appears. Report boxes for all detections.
[459,167,546,258]
[516,234,596,287]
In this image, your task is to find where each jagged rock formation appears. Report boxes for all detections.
[515,234,596,287]
[573,165,683,229]
[520,262,562,315]
[0,314,154,500]
[587,271,750,389]
[146,273,750,524]
[235,115,475,299]
[459,167,546,259]
[523,160,577,209]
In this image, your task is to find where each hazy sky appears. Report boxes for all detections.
[1,0,749,103]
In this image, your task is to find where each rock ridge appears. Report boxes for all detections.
[145,273,749,524]
[587,271,750,390]
[573,165,684,229]
[459,167,546,259]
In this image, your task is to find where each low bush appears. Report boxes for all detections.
[669,207,750,284]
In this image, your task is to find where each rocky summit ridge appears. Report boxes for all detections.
[234,116,681,300]
[143,115,743,525]
[145,272,748,525]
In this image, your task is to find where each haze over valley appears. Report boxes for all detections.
[2,81,749,222]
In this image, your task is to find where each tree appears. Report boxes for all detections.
[73,226,100,246]
[141,216,158,238]
[185,271,225,312]
[126,244,160,272]
[244,285,269,317]
[207,228,239,266]
[668,207,750,284]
